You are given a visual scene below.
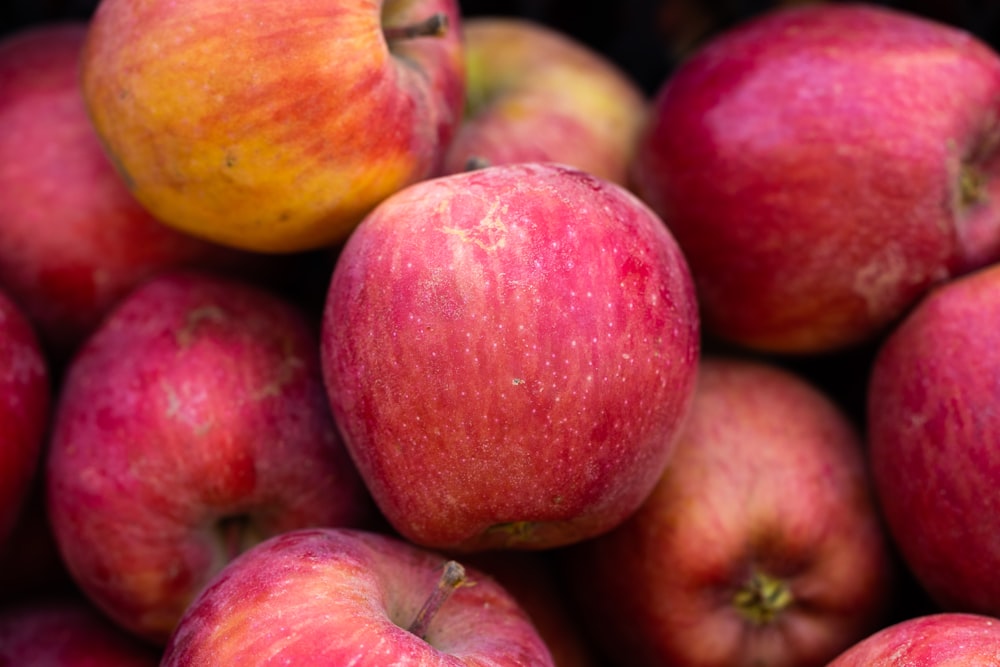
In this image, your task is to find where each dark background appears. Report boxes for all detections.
[2,0,999,97]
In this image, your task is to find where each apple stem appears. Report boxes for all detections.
[384,13,449,42]
[732,570,793,625]
[407,560,468,640]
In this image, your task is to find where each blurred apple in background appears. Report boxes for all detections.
[631,2,1000,354]
[162,527,555,666]
[560,356,894,667]
[442,16,648,186]
[80,0,466,253]
[46,270,376,644]
[827,613,1000,666]
[321,162,700,553]
[0,597,161,665]
[868,261,1000,617]
[0,287,49,551]
[0,22,265,360]
[465,550,601,667]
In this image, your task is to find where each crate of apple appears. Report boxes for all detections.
[2,1,1000,666]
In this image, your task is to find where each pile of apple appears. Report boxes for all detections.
[3,0,1000,665]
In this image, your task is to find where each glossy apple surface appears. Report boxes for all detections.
[868,262,1000,616]
[0,22,259,358]
[561,356,894,667]
[0,597,161,666]
[827,613,1000,665]
[0,287,49,550]
[321,162,700,552]
[632,3,1000,353]
[81,0,465,253]
[162,527,554,666]
[442,17,647,186]
[46,270,376,644]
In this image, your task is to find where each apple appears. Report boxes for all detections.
[0,287,49,551]
[441,16,648,186]
[46,269,377,645]
[0,597,161,666]
[161,527,555,666]
[0,22,264,359]
[321,162,700,552]
[867,261,1000,616]
[630,2,1000,354]
[559,356,894,667]
[80,0,466,253]
[827,613,1000,665]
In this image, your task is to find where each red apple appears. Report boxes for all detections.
[631,3,1000,353]
[46,270,376,645]
[0,22,260,358]
[827,613,1000,665]
[867,261,1000,616]
[161,527,555,666]
[0,287,49,550]
[81,0,466,253]
[442,17,648,186]
[0,597,161,666]
[559,356,894,667]
[321,162,700,552]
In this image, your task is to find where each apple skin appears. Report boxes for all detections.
[0,22,261,358]
[46,269,377,645]
[558,356,894,667]
[0,597,161,666]
[321,162,700,553]
[867,261,1000,616]
[81,0,466,253]
[0,287,49,551]
[631,3,1000,354]
[161,527,555,666]
[442,17,648,186]
[827,613,1000,665]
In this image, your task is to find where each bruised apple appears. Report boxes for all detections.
[560,356,894,667]
[46,270,375,644]
[321,162,700,552]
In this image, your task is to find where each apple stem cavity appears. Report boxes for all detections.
[406,560,468,640]
[383,13,449,43]
[961,164,987,207]
[732,570,793,625]
[464,156,491,171]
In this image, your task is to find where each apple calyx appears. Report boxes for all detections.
[383,13,449,43]
[732,570,793,625]
[406,560,468,640]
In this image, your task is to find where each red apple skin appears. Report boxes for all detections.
[559,356,894,667]
[631,3,1000,354]
[0,597,161,666]
[161,527,555,666]
[827,613,1000,666]
[81,0,466,253]
[0,287,49,550]
[867,262,1000,616]
[46,270,377,645]
[0,22,259,358]
[321,162,700,553]
[442,17,648,186]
